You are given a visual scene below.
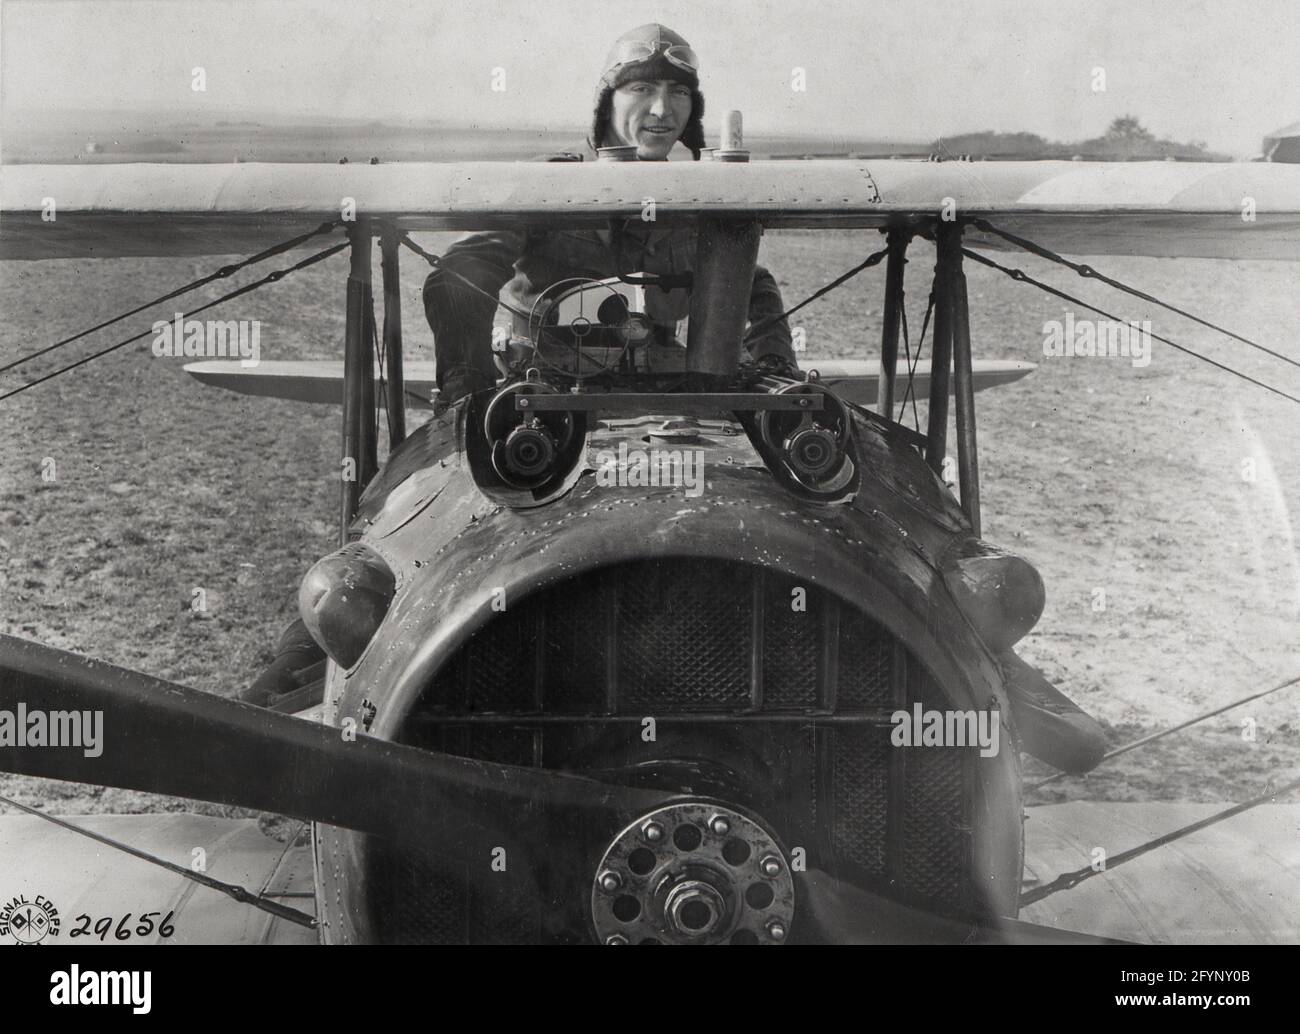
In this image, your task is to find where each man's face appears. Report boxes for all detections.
[607,78,693,160]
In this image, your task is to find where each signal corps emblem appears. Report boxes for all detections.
[0,894,61,945]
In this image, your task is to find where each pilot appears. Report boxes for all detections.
[424,21,797,407]
[242,23,795,706]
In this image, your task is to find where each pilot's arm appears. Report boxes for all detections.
[422,229,526,397]
[745,264,796,365]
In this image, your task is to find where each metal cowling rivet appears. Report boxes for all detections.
[606,934,628,945]
[599,870,622,893]
[642,821,664,843]
[760,855,782,877]
[766,920,787,942]
[710,815,731,836]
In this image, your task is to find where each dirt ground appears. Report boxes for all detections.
[2,229,1298,825]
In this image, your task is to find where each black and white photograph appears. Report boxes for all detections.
[0,0,1297,980]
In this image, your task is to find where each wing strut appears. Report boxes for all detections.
[379,224,407,447]
[340,220,379,539]
[875,229,909,419]
[949,225,982,535]
[926,222,982,533]
[926,229,954,475]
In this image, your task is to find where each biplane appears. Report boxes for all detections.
[1,137,1299,945]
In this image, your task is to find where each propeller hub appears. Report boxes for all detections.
[591,801,794,945]
[664,880,726,938]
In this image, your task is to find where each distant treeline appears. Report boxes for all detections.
[931,117,1230,161]
[85,138,185,155]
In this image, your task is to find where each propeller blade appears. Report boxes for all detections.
[2,634,1121,943]
[799,869,1123,944]
[0,634,670,856]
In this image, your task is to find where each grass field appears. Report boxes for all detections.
[2,229,1298,823]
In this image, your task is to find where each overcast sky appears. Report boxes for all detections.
[2,0,1297,154]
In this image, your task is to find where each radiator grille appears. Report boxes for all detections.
[618,568,752,710]
[762,577,821,706]
[373,558,976,943]
[830,730,890,876]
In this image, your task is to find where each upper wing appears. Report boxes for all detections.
[2,159,1298,260]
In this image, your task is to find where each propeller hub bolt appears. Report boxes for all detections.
[766,920,787,942]
[642,821,665,843]
[710,815,731,836]
[664,880,726,939]
[760,855,782,877]
[605,934,628,945]
[599,870,622,893]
